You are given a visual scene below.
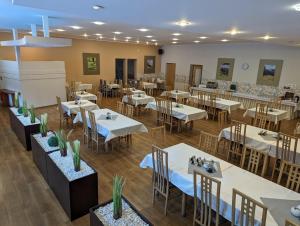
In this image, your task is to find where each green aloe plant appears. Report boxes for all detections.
[55,129,72,157]
[29,105,36,123]
[67,140,81,171]
[40,113,48,137]
[22,100,29,117]
[14,92,19,108]
[112,175,125,220]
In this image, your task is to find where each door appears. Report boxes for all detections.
[189,64,203,86]
[115,59,125,82]
[127,59,136,81]
[166,63,176,90]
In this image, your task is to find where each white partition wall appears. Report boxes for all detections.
[0,60,66,107]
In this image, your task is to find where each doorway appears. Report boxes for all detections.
[127,59,136,81]
[115,59,125,81]
[189,64,203,86]
[165,63,176,90]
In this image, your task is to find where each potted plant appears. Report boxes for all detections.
[14,92,19,108]
[29,105,36,123]
[112,175,125,220]
[22,100,29,117]
[40,113,48,137]
[67,140,81,171]
[55,129,72,157]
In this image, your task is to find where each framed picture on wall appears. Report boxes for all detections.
[144,56,156,74]
[256,59,283,86]
[82,53,100,75]
[216,58,235,81]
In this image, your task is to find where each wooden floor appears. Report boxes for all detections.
[0,97,297,226]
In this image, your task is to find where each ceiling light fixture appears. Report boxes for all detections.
[224,28,244,35]
[95,33,102,36]
[56,29,65,32]
[292,3,300,11]
[174,19,192,27]
[70,26,82,30]
[146,41,149,45]
[221,39,229,42]
[137,28,149,32]
[151,39,157,42]
[261,35,275,40]
[93,21,105,25]
[172,41,178,44]
[199,36,208,39]
[125,36,132,39]
[172,33,182,36]
[145,35,153,38]
[92,5,104,10]
[125,39,129,42]
[194,40,200,43]
[136,40,140,44]
[155,42,158,46]
[113,31,122,35]
[113,37,117,41]
[83,33,89,37]
[172,38,179,41]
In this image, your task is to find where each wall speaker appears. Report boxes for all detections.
[158,49,164,55]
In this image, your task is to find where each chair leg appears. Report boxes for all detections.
[152,188,156,205]
[164,193,169,216]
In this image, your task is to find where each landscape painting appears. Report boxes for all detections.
[216,58,235,81]
[83,53,100,75]
[144,56,156,74]
[257,59,283,86]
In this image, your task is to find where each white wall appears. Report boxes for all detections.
[161,42,300,88]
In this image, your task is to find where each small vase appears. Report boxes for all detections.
[60,147,67,157]
[113,203,122,220]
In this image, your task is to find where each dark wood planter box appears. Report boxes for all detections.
[31,134,59,183]
[46,155,98,221]
[9,108,40,151]
[89,196,153,226]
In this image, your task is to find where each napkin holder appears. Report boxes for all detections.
[188,156,217,175]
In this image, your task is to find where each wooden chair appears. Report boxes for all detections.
[207,94,217,120]
[145,88,154,96]
[176,96,186,104]
[80,107,90,145]
[150,125,166,147]
[88,111,104,152]
[116,101,125,114]
[198,131,219,155]
[293,122,300,136]
[277,161,300,192]
[97,91,102,107]
[231,188,268,226]
[56,96,71,129]
[152,145,173,216]
[155,98,165,125]
[197,91,206,109]
[247,148,268,177]
[126,104,134,118]
[253,113,269,130]
[193,171,221,226]
[255,102,268,116]
[223,91,232,100]
[218,110,228,129]
[272,133,298,180]
[183,83,191,92]
[285,219,299,226]
[163,100,179,133]
[270,97,282,109]
[227,120,247,167]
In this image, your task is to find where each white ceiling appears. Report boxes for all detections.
[1,0,300,46]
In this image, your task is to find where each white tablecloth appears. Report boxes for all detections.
[77,83,93,91]
[74,108,148,142]
[140,143,300,226]
[189,95,241,114]
[107,84,120,89]
[123,88,146,95]
[161,90,190,100]
[143,82,157,89]
[61,100,99,116]
[243,107,288,124]
[76,91,97,101]
[122,95,155,107]
[145,101,208,123]
[219,125,300,163]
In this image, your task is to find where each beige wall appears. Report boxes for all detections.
[0,32,161,89]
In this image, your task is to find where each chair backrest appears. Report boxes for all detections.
[276,133,298,163]
[80,107,88,132]
[145,88,153,96]
[253,113,269,130]
[150,126,166,147]
[277,160,300,192]
[198,131,219,155]
[294,122,300,135]
[176,96,185,104]
[231,188,268,226]
[97,92,102,107]
[163,100,173,124]
[223,91,232,100]
[193,171,221,226]
[197,91,206,109]
[117,101,124,114]
[218,111,228,129]
[126,104,134,118]
[208,93,217,109]
[126,90,133,105]
[270,97,282,109]
[230,120,247,146]
[255,102,268,115]
[88,111,97,140]
[247,148,265,175]
[152,145,169,195]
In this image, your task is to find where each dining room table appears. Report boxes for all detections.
[122,94,155,107]
[123,88,146,95]
[140,143,300,226]
[107,83,121,89]
[75,91,97,102]
[189,95,241,114]
[74,108,148,142]
[161,90,191,100]
[145,101,208,124]
[243,107,288,125]
[77,83,93,91]
[142,82,157,89]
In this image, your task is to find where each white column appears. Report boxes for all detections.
[42,15,49,37]
[12,29,20,65]
[30,24,37,37]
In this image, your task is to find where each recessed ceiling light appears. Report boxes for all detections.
[70,26,82,30]
[92,5,104,10]
[199,36,208,39]
[113,31,122,35]
[136,40,140,43]
[172,33,182,36]
[260,35,276,40]
[83,33,89,37]
[225,28,244,35]
[155,42,158,46]
[174,19,192,27]
[145,35,153,38]
[137,28,149,32]
[151,39,157,42]
[125,36,132,39]
[113,37,117,41]
[172,38,179,41]
[146,41,149,45]
[194,40,200,43]
[221,39,229,42]
[95,33,102,36]
[292,3,300,11]
[172,41,178,44]
[56,29,65,32]
[125,39,129,42]
[93,21,105,25]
